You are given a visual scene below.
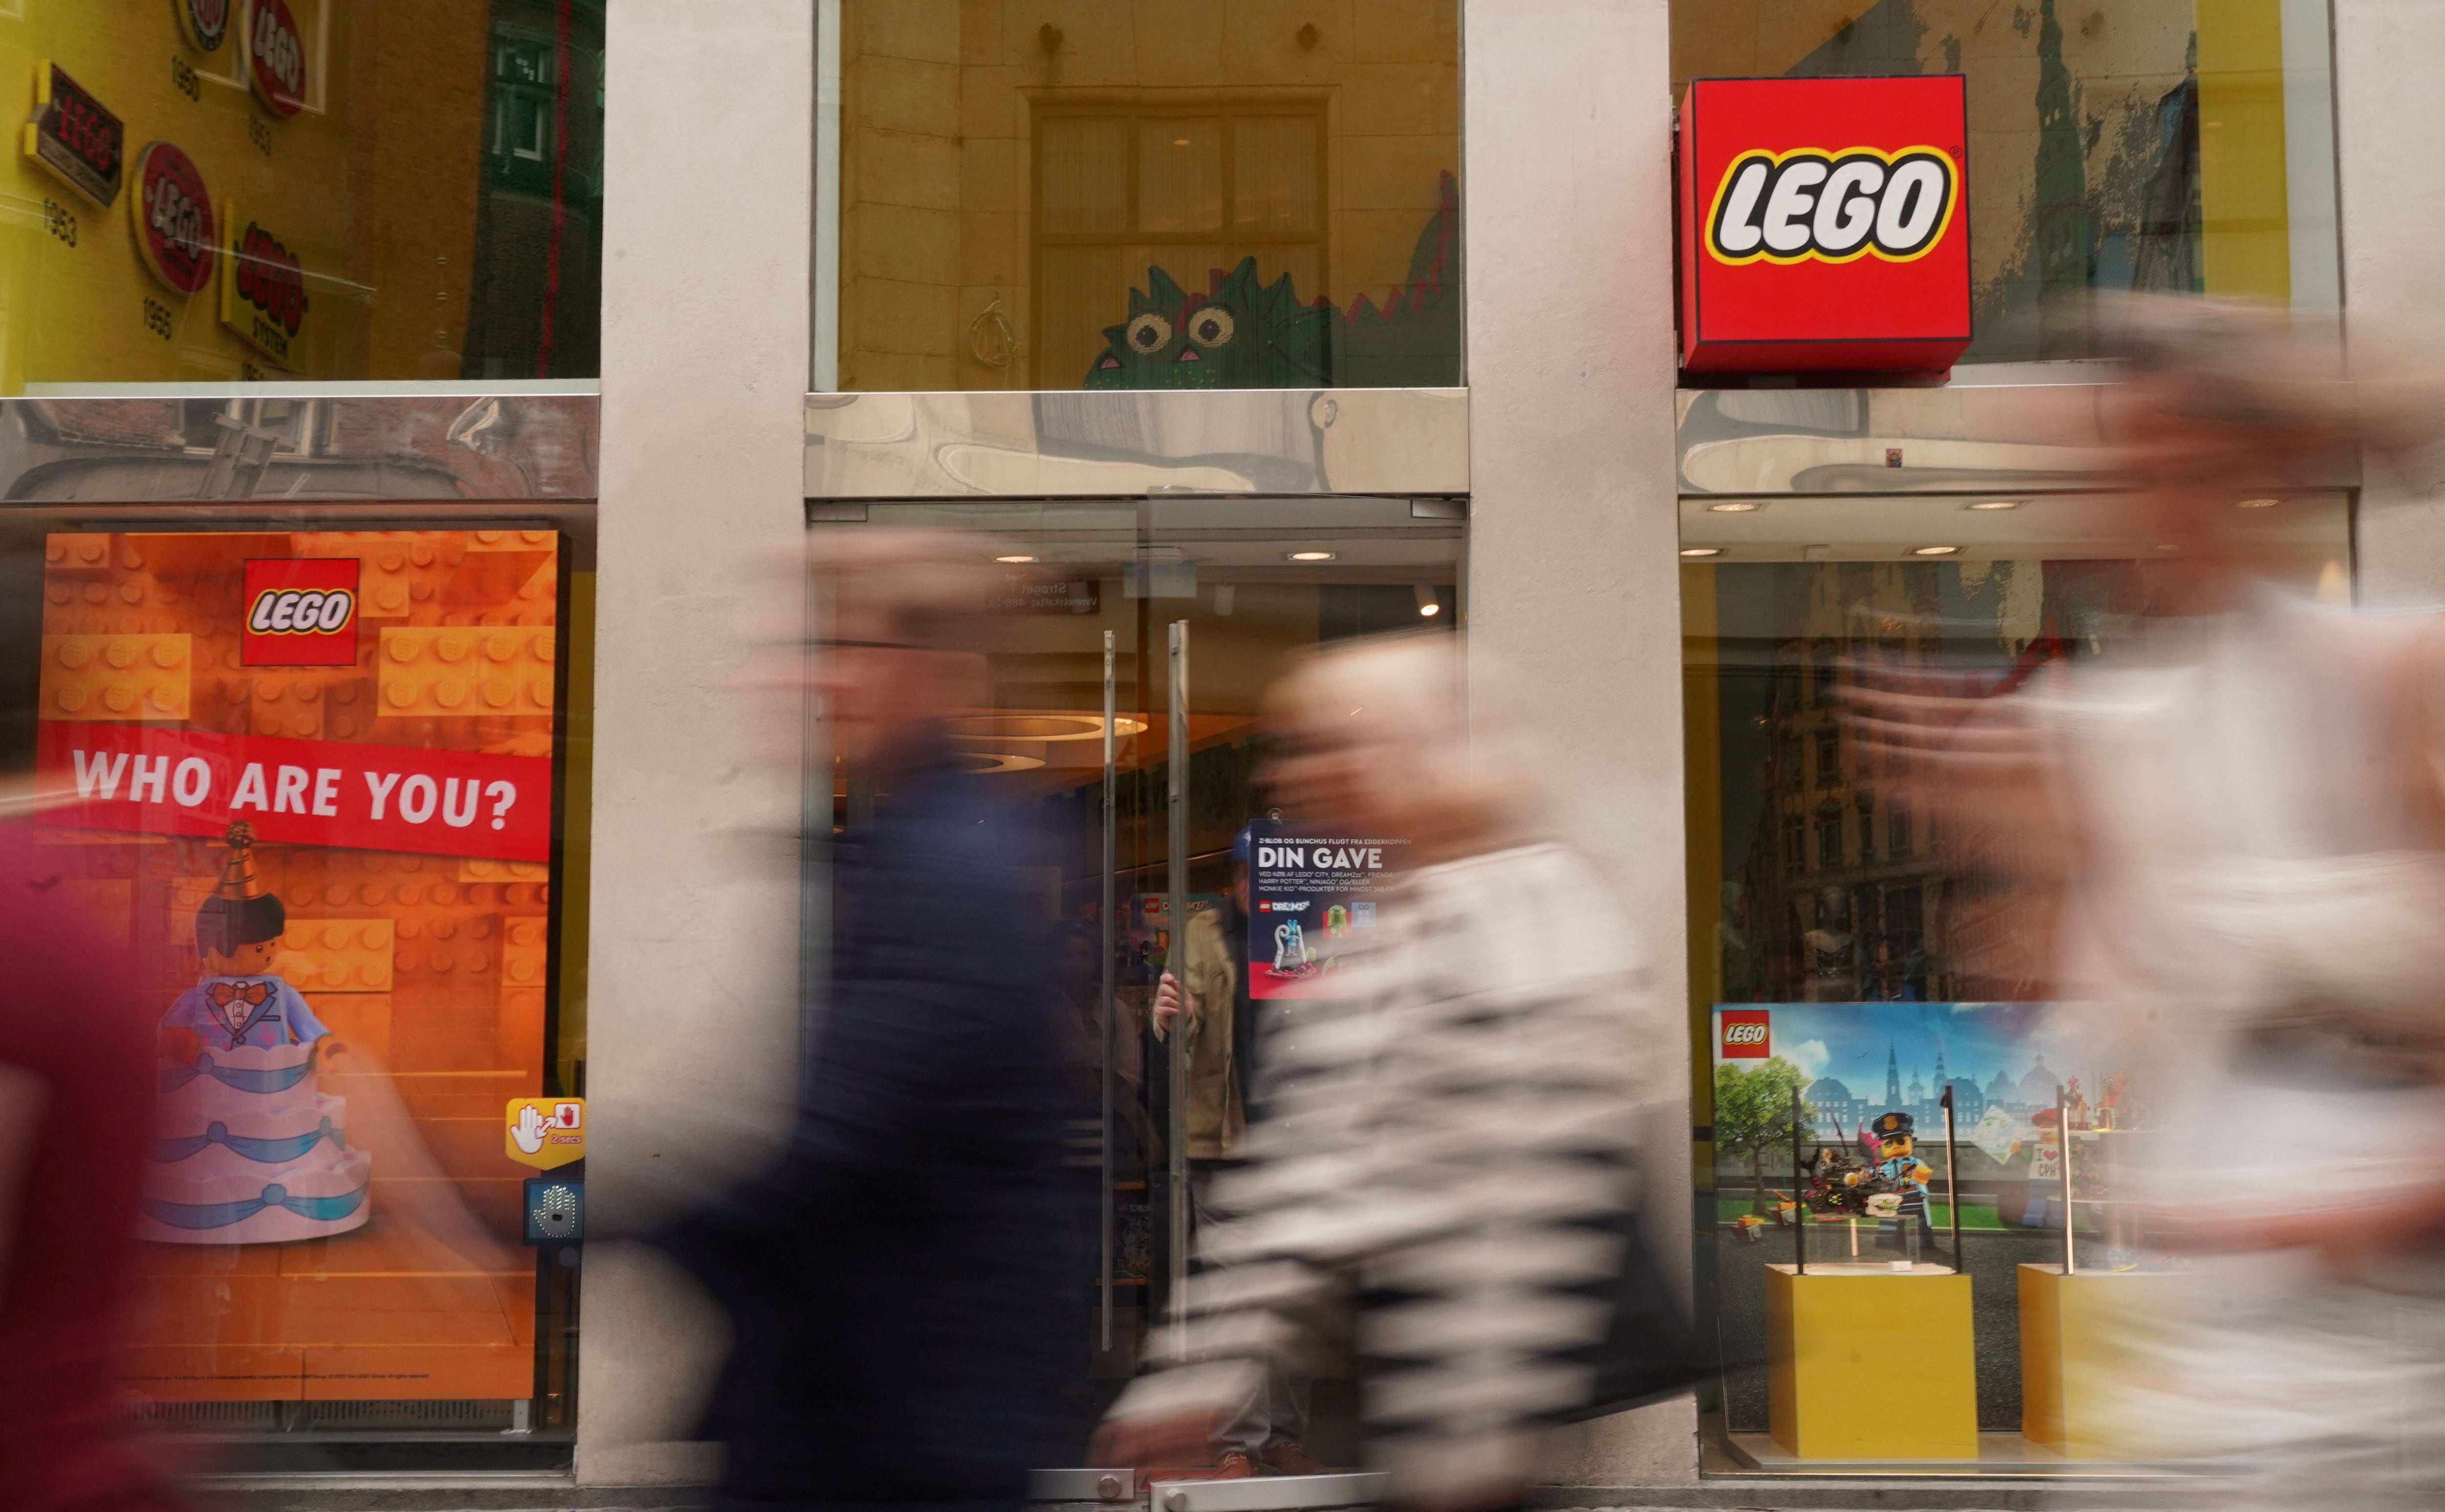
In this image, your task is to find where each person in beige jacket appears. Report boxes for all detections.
[1157,900,1243,1162]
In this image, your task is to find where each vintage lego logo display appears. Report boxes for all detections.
[131,142,216,296]
[242,558,356,666]
[26,63,126,209]
[1720,1008,1772,1059]
[1678,75,1971,374]
[244,0,308,116]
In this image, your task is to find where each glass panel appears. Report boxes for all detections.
[811,496,1463,1458]
[1682,490,2349,1471]
[0,510,588,1468]
[1137,119,1225,234]
[1670,0,2341,362]
[822,0,1463,391]
[0,3,607,392]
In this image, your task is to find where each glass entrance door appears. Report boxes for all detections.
[809,494,1462,1460]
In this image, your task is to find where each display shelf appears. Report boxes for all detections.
[1763,1262,1977,1460]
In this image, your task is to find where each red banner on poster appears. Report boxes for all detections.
[36,723,550,862]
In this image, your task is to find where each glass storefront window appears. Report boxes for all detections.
[0,510,589,1469]
[817,2,1462,392]
[811,495,1462,1453]
[1672,0,2339,362]
[1680,489,2349,1470]
[0,3,605,393]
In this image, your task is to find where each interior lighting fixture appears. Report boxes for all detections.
[995,554,1038,563]
[1911,545,1960,556]
[1680,547,1723,558]
[1706,501,1762,513]
[1413,585,1443,617]
[1286,550,1336,562]
[2237,497,2280,509]
[1965,500,2023,511]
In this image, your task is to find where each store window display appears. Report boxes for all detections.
[819,1,1461,392]
[1671,0,2340,361]
[16,523,582,1457]
[0,2,605,391]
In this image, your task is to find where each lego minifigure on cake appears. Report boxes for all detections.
[140,822,372,1244]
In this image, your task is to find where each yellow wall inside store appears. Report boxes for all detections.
[0,3,488,390]
[2196,0,2291,302]
[835,0,1459,391]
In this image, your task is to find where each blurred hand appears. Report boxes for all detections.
[1090,1408,1222,1471]
[1153,972,1183,1030]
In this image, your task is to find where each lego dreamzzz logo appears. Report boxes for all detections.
[242,558,358,667]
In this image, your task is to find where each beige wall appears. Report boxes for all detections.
[579,0,814,1487]
[1467,0,1699,1487]
[836,0,1459,390]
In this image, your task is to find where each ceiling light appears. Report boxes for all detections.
[1680,547,1723,558]
[1418,602,1442,616]
[2237,497,2280,509]
[1965,500,2023,511]
[995,554,1037,563]
[1286,550,1336,562]
[1707,501,1762,513]
[1911,545,1960,556]
[1413,584,1443,617]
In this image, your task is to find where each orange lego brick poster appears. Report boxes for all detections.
[33,529,562,1404]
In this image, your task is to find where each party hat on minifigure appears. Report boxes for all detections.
[196,821,285,959]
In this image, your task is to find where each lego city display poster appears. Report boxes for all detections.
[1245,821,1402,998]
[33,529,563,1405]
[1712,1002,2141,1237]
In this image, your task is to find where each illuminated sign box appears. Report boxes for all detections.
[1678,75,1971,376]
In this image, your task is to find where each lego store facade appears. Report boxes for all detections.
[9,0,2445,1502]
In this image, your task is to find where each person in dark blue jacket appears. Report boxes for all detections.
[653,534,1079,1512]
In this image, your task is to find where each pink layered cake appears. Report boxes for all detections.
[140,974,372,1244]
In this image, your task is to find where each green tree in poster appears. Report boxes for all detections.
[1714,1056,1814,1215]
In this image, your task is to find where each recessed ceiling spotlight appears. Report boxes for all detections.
[1680,547,1724,558]
[1286,550,1336,562]
[1965,500,2023,511]
[1912,545,1960,556]
[2237,497,2280,509]
[995,554,1038,563]
[1707,501,1762,513]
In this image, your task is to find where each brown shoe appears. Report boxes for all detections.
[1158,1450,1257,1481]
[1259,1441,1334,1475]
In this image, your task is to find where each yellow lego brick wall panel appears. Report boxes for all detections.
[39,634,193,720]
[273,918,396,993]
[1765,1264,1979,1460]
[378,626,556,719]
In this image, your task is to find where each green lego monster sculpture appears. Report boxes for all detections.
[1084,171,1459,391]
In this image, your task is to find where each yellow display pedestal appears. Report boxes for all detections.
[1764,1262,1978,1459]
[2018,1263,2184,1459]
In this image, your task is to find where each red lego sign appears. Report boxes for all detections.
[1679,75,1970,375]
[242,557,358,666]
[1720,1008,1772,1060]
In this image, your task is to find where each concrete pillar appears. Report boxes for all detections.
[2333,0,2445,607]
[1464,0,1697,1487]
[579,0,814,1486]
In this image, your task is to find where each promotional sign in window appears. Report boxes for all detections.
[1678,76,1972,375]
[1245,822,1401,999]
[33,528,564,1405]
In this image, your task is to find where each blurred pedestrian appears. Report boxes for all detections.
[1102,634,1693,1511]
[1850,296,2445,1508]
[0,809,185,1511]
[650,533,1077,1512]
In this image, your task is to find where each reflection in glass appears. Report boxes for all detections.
[825,2,1461,391]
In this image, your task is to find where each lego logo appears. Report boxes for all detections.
[248,587,354,634]
[1707,145,1957,266]
[1723,1023,1768,1045]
